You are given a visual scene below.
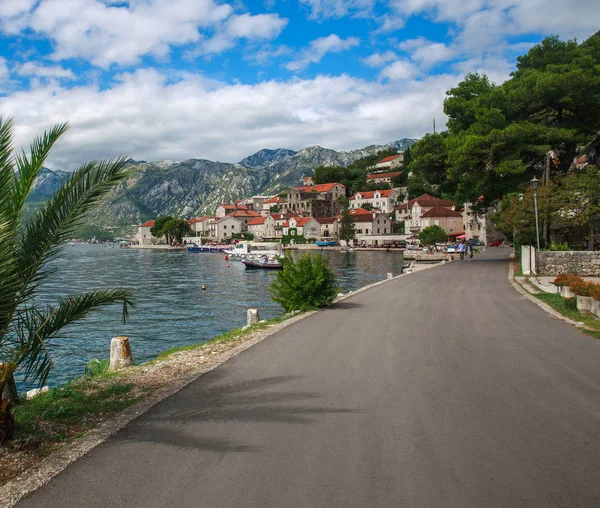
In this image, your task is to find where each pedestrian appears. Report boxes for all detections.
[467,240,474,261]
[458,239,466,260]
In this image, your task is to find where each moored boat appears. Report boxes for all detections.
[314,240,337,247]
[241,255,283,270]
[187,244,229,253]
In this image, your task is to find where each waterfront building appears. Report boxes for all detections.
[315,217,339,238]
[138,219,156,246]
[282,216,322,239]
[349,189,399,214]
[283,182,346,218]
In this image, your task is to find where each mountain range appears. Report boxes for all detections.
[29,139,417,237]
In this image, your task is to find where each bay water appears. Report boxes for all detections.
[26,245,405,389]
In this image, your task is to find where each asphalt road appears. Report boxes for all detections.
[18,249,600,507]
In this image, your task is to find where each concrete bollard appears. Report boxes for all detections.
[26,386,50,400]
[0,364,19,406]
[110,336,134,371]
[386,272,393,279]
[247,309,260,327]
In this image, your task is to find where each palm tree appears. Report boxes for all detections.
[0,118,134,443]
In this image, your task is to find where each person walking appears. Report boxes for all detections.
[458,240,466,260]
[467,240,474,261]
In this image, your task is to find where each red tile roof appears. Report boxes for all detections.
[421,206,462,218]
[248,217,266,225]
[377,155,402,164]
[348,208,372,215]
[367,171,402,180]
[295,217,314,227]
[350,189,395,200]
[264,196,284,204]
[189,217,203,224]
[315,217,338,224]
[139,220,155,227]
[228,210,261,218]
[406,193,455,209]
[270,213,286,220]
[293,182,345,193]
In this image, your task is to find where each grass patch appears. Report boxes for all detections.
[155,313,291,361]
[533,293,600,339]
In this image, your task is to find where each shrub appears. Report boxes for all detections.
[270,253,339,312]
[553,273,582,287]
[569,280,598,297]
[549,242,570,251]
[84,358,110,377]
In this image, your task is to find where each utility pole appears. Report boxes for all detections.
[433,118,436,134]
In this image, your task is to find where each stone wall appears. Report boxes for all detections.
[537,251,600,276]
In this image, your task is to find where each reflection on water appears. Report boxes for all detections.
[24,245,404,388]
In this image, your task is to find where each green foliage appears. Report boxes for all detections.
[362,203,374,211]
[84,358,110,377]
[269,204,280,212]
[232,232,254,240]
[338,209,356,243]
[393,221,405,234]
[281,233,308,244]
[0,118,134,442]
[151,216,191,243]
[549,242,569,251]
[418,225,447,245]
[150,215,173,239]
[270,254,339,312]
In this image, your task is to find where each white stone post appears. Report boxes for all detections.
[247,309,260,327]
[386,272,393,279]
[110,336,134,371]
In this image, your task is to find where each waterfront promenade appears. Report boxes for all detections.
[18,248,600,507]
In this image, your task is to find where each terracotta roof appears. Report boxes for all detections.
[367,171,402,180]
[350,189,395,200]
[270,213,286,220]
[421,206,462,218]
[139,220,155,227]
[348,208,372,215]
[377,155,402,164]
[216,215,242,224]
[293,182,345,193]
[248,217,266,225]
[295,217,314,227]
[315,217,338,224]
[577,154,587,164]
[189,217,204,224]
[352,214,375,223]
[407,194,455,209]
[264,196,284,204]
[228,210,261,218]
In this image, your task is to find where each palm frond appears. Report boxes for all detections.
[16,157,132,300]
[12,122,69,214]
[6,288,134,386]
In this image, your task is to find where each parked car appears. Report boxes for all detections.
[490,240,503,247]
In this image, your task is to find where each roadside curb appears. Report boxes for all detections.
[2,259,446,507]
[507,256,586,329]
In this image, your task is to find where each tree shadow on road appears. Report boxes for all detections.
[111,374,362,453]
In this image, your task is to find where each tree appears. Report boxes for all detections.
[270,254,339,312]
[0,118,134,443]
[150,216,174,243]
[338,209,356,245]
[163,218,191,243]
[362,203,374,211]
[418,225,447,250]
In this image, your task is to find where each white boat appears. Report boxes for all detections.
[224,241,283,260]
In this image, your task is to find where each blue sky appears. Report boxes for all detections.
[0,0,598,169]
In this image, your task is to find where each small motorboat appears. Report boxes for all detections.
[241,254,283,270]
[314,241,337,247]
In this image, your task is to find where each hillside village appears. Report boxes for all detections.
[136,152,498,248]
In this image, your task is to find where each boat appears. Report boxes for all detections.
[187,243,229,253]
[241,255,283,270]
[314,241,337,247]
[224,241,283,260]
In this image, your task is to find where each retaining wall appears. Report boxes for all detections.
[537,251,600,276]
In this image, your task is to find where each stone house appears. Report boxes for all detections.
[349,189,398,214]
[137,219,156,246]
[316,217,339,238]
[421,206,464,236]
[213,216,243,242]
[284,183,346,218]
[374,153,404,170]
[282,216,322,239]
[397,194,456,234]
[248,215,279,239]
[366,171,402,186]
[262,196,285,216]
[351,212,391,236]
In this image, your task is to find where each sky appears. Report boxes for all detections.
[0,0,598,170]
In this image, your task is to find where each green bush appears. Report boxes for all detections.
[84,358,110,377]
[281,233,308,245]
[549,242,569,251]
[270,253,339,312]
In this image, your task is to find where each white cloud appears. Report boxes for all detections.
[299,0,375,19]
[362,51,397,67]
[374,16,405,33]
[380,59,419,81]
[225,13,287,39]
[0,0,36,18]
[17,61,75,79]
[286,34,360,71]
[0,56,8,81]
[0,0,234,67]
[0,69,461,170]
[245,45,292,65]
[398,38,455,67]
